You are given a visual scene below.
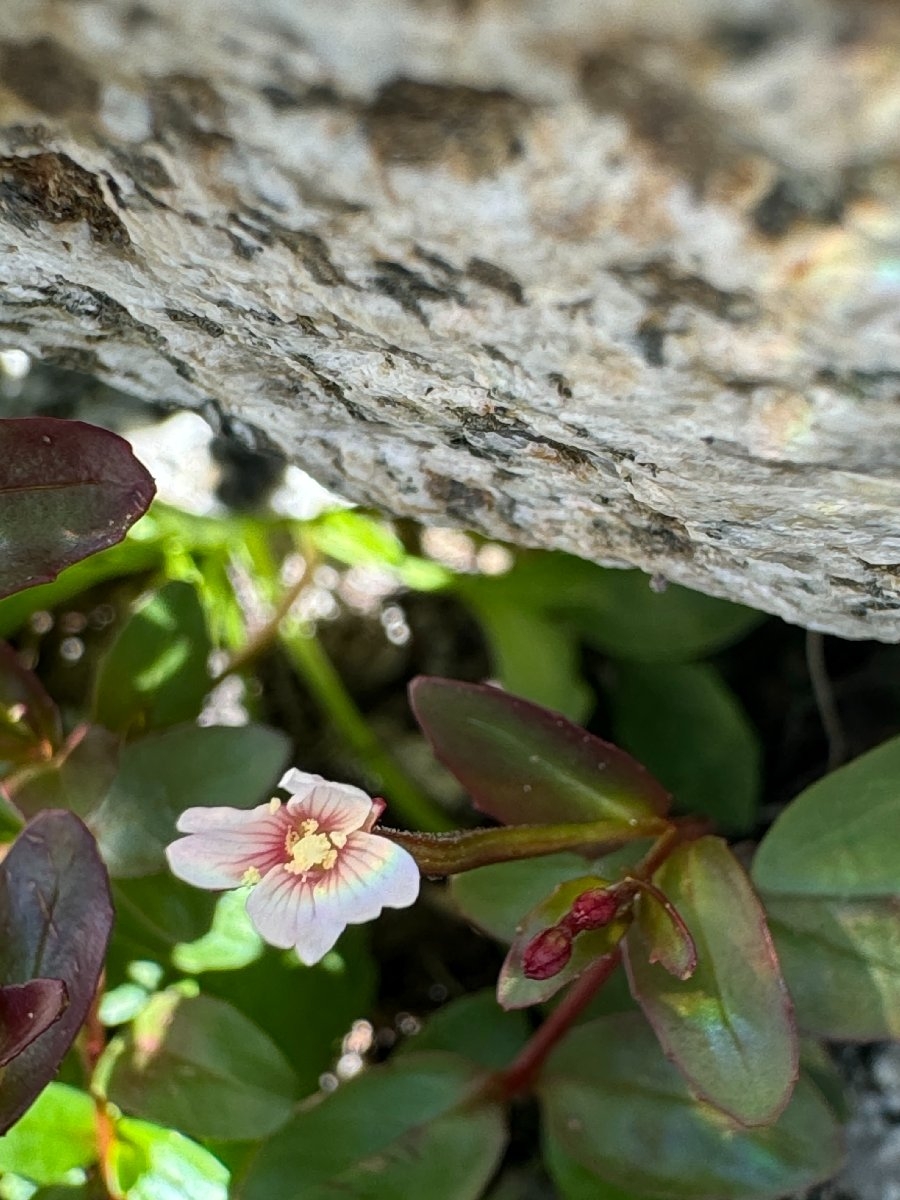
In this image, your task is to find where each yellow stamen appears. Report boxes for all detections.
[241,865,262,886]
[285,831,335,875]
[268,797,282,813]
[282,821,345,877]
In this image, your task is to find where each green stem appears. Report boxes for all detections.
[382,816,669,875]
[239,526,452,833]
[281,622,453,832]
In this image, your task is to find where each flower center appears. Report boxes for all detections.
[283,819,347,876]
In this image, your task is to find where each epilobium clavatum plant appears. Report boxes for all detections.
[0,413,895,1198]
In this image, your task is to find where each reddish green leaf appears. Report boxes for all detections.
[0,641,61,766]
[0,810,113,1131]
[631,882,697,980]
[539,1014,841,1200]
[0,418,155,600]
[752,735,900,898]
[410,677,670,826]
[0,979,67,1066]
[498,876,629,1009]
[764,893,900,1041]
[625,837,797,1126]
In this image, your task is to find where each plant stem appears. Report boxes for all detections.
[235,525,451,832]
[212,567,309,682]
[806,630,847,772]
[76,982,125,1200]
[491,948,623,1098]
[281,621,453,832]
[630,816,711,881]
[383,816,670,875]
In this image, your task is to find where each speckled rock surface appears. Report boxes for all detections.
[0,0,899,638]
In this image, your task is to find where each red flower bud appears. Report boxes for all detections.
[522,925,573,980]
[566,887,620,932]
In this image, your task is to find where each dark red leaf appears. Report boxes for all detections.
[0,418,155,600]
[0,978,67,1067]
[0,810,113,1131]
[0,641,61,764]
[410,677,670,826]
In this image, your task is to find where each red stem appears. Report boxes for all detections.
[490,948,623,1099]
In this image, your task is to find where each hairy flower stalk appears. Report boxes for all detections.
[166,769,420,965]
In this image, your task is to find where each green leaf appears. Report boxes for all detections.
[752,735,900,897]
[111,873,217,968]
[411,677,670,826]
[309,510,404,566]
[611,663,760,834]
[172,888,264,974]
[498,876,629,1010]
[0,1084,96,1184]
[451,853,615,944]
[201,927,377,1097]
[399,990,530,1069]
[104,991,298,1141]
[237,1054,507,1200]
[764,893,900,1040]
[0,812,113,1133]
[0,417,155,600]
[86,722,290,876]
[94,581,212,734]
[544,1138,652,1200]
[109,1115,229,1200]
[539,1014,841,1200]
[625,837,797,1126]
[462,552,762,663]
[463,590,592,722]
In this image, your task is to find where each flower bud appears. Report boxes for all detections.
[522,924,573,980]
[566,887,620,932]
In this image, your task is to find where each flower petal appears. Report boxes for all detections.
[287,780,374,835]
[277,768,324,800]
[245,868,344,965]
[310,833,420,928]
[166,804,289,889]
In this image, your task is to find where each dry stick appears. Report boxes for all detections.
[805,630,848,772]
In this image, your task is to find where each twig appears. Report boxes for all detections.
[806,631,847,772]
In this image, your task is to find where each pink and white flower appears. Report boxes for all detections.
[165,768,420,965]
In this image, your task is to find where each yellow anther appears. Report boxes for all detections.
[241,865,262,886]
[300,819,319,835]
[284,830,336,875]
[330,831,347,848]
[268,797,282,813]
